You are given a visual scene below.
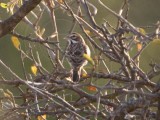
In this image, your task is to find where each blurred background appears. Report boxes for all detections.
[0,0,160,81]
[0,0,160,119]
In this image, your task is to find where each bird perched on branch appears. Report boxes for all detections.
[66,32,90,82]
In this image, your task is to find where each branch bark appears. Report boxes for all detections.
[0,0,42,38]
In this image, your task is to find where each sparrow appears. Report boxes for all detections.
[66,32,90,82]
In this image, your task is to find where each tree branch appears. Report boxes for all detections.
[0,0,42,38]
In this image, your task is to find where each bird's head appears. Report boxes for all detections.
[65,32,85,44]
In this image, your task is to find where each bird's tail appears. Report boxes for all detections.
[72,68,81,82]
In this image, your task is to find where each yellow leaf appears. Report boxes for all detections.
[138,28,146,35]
[83,53,95,65]
[0,3,8,8]
[37,114,46,120]
[11,36,20,50]
[31,65,38,76]
[87,86,97,91]
[4,92,11,99]
[137,43,142,51]
[57,0,64,4]
[84,29,91,35]
[18,0,23,6]
[82,73,89,78]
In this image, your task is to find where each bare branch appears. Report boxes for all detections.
[0,0,42,38]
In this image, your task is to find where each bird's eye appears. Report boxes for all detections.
[70,34,77,40]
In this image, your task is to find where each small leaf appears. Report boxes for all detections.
[0,3,8,8]
[31,65,38,76]
[37,27,45,37]
[87,86,97,91]
[82,73,88,78]
[37,114,46,120]
[57,0,64,4]
[11,36,20,50]
[138,28,146,35]
[7,2,15,14]
[83,53,95,65]
[5,89,16,107]
[84,29,91,35]
[137,43,142,51]
[18,0,23,6]
[4,91,11,99]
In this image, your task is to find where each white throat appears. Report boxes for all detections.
[71,40,78,43]
[68,39,78,45]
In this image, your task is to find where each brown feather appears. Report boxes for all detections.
[66,33,90,82]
